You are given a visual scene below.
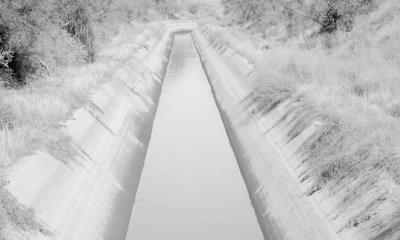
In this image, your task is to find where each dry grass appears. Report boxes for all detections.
[203,0,400,238]
[0,187,44,239]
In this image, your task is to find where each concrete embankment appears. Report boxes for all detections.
[192,30,343,240]
[5,22,195,240]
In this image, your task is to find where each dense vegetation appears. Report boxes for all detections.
[0,0,180,86]
[222,0,375,36]
[216,0,400,238]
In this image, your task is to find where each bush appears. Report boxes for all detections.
[312,0,376,33]
[0,0,90,84]
[188,3,200,15]
[62,2,95,61]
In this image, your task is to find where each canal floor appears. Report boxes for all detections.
[126,33,263,240]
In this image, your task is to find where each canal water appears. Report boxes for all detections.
[126,33,263,240]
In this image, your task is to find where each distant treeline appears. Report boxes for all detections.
[222,0,375,35]
[0,0,179,86]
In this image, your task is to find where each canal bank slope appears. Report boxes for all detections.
[4,22,195,240]
[193,30,341,240]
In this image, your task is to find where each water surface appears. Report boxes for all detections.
[126,33,263,240]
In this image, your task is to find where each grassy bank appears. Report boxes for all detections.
[0,0,183,237]
[207,0,400,238]
[0,22,167,239]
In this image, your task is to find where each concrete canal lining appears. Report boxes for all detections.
[126,33,263,240]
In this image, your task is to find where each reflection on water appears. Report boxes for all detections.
[126,33,263,240]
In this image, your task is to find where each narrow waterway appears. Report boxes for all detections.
[126,33,263,240]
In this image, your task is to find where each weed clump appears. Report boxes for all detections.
[244,85,293,117]
[0,186,44,237]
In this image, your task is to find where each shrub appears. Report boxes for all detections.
[61,1,95,61]
[188,3,200,15]
[311,0,376,33]
[0,0,90,84]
